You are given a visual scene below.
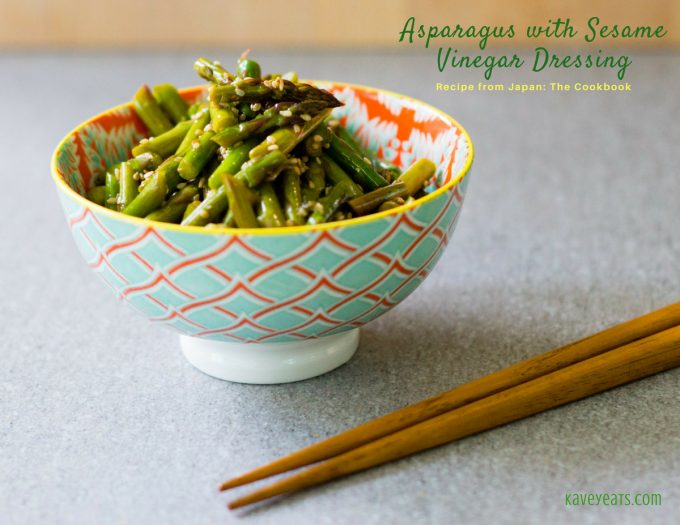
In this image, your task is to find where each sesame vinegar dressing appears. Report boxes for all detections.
[83,54,440,229]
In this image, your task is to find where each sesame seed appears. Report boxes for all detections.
[176,182,186,189]
[235,88,245,97]
[250,102,261,111]
[363,156,372,164]
[301,114,311,122]
[313,134,323,142]
[315,157,322,164]
[191,141,200,149]
[139,138,149,144]
[203,123,213,132]
[293,124,301,134]
[200,210,209,218]
[266,135,277,144]
[267,144,279,151]
[279,109,292,118]
[106,197,117,204]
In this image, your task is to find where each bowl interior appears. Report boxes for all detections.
[53,82,471,202]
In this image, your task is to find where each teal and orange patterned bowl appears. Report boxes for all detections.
[51,82,474,383]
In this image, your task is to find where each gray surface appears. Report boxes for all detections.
[0,50,679,525]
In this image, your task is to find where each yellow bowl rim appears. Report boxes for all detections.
[50,80,474,237]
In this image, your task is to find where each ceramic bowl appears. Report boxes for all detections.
[51,82,474,383]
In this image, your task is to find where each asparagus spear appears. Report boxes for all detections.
[188,102,206,118]
[397,158,437,195]
[348,182,408,216]
[132,151,163,171]
[145,184,199,223]
[316,125,387,191]
[237,151,288,188]
[117,160,139,211]
[180,187,228,227]
[222,210,236,227]
[378,200,402,212]
[304,132,324,157]
[167,184,200,204]
[248,128,296,159]
[182,200,201,221]
[320,154,363,198]
[282,168,305,225]
[207,137,260,190]
[212,78,342,108]
[307,183,352,225]
[222,174,259,228]
[133,85,173,136]
[301,161,325,203]
[152,84,189,124]
[146,202,189,223]
[208,85,238,132]
[257,182,285,227]
[122,171,167,217]
[242,109,333,182]
[104,163,122,209]
[335,124,401,181]
[176,108,210,155]
[178,131,219,180]
[211,101,329,149]
[131,120,192,157]
[156,156,184,193]
[194,57,233,84]
[180,175,259,227]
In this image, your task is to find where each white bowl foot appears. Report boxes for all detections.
[179,329,360,384]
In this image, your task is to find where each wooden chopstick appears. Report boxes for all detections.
[220,301,680,492]
[228,321,680,509]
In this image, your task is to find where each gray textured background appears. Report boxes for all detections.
[0,51,678,524]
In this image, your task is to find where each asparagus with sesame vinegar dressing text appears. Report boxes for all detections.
[88,52,438,227]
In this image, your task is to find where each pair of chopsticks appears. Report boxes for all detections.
[221,301,680,509]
